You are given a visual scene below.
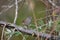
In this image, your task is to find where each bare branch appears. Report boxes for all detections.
[1,24,6,40]
[0,21,58,39]
[0,0,23,15]
[48,0,59,8]
[13,0,18,24]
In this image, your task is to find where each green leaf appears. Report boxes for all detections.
[14,31,22,36]
[22,37,26,40]
[38,20,44,26]
[58,21,60,24]
[29,24,36,29]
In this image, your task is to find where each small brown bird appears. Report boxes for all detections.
[22,16,32,28]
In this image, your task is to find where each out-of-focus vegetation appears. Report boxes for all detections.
[0,0,60,40]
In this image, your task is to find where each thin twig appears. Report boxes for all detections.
[13,0,18,24]
[0,0,22,15]
[7,28,16,40]
[48,0,59,8]
[45,0,58,39]
[1,24,6,40]
[7,0,18,40]
[28,0,40,40]
[37,14,58,21]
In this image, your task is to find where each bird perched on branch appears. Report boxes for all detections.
[22,16,32,28]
